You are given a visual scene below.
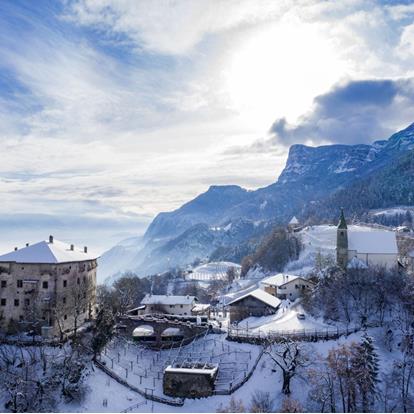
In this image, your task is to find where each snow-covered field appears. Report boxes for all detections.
[186,261,241,282]
[60,327,397,413]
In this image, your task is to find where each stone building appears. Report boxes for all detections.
[163,363,219,398]
[0,236,98,338]
[336,210,399,269]
[227,288,281,323]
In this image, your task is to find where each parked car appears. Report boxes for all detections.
[297,313,306,320]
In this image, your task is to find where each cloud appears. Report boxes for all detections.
[269,78,414,146]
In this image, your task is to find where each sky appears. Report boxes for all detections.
[1,0,414,253]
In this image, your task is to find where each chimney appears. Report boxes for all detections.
[14,247,18,251]
[70,244,74,251]
[49,235,53,244]
[84,246,88,253]
[25,243,29,247]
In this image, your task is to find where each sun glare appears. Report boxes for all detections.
[223,19,348,128]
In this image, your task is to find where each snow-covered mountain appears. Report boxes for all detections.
[99,123,414,282]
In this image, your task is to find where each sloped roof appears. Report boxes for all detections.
[228,288,281,309]
[289,216,299,225]
[141,294,197,305]
[348,230,398,254]
[0,239,98,264]
[261,273,301,287]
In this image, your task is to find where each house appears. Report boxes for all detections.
[140,294,198,316]
[260,273,315,300]
[227,288,281,323]
[337,209,399,269]
[0,236,98,338]
[288,216,300,231]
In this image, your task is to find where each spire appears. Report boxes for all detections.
[338,208,347,229]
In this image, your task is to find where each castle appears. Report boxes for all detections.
[0,236,98,338]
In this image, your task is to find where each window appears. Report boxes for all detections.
[19,315,23,321]
[17,280,23,288]
[14,299,19,307]
[170,305,173,308]
[63,297,66,304]
[24,298,30,306]
[64,314,67,320]
[63,280,67,288]
[1,281,6,288]
[0,298,6,306]
[77,278,80,285]
[180,305,183,308]
[42,281,48,289]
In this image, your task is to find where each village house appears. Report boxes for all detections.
[0,236,98,338]
[140,294,198,316]
[227,288,281,323]
[337,210,399,269]
[260,273,315,300]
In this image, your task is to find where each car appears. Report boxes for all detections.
[297,313,306,320]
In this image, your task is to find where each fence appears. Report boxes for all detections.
[227,325,363,344]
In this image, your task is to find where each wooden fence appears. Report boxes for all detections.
[227,325,363,344]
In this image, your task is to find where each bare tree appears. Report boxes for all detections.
[264,339,310,395]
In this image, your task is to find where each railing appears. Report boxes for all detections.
[227,325,363,343]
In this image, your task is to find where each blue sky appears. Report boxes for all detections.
[1,0,414,253]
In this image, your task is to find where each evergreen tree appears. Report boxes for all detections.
[352,334,380,412]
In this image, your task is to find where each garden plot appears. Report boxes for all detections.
[98,333,261,399]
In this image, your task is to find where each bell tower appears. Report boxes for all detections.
[336,208,348,268]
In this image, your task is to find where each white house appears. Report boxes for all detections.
[260,273,315,300]
[336,211,399,269]
[140,294,198,316]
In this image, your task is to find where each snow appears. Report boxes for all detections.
[228,288,281,309]
[141,294,196,306]
[237,304,332,334]
[347,256,368,269]
[132,325,154,337]
[348,230,398,254]
[188,261,241,281]
[165,364,218,376]
[289,216,299,225]
[261,273,300,287]
[286,224,398,275]
[162,327,182,336]
[0,239,98,264]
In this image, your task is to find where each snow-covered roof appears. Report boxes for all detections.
[348,230,398,254]
[192,304,211,313]
[161,327,182,336]
[261,273,303,287]
[165,364,218,376]
[0,239,98,264]
[289,216,299,225]
[228,288,281,309]
[141,294,197,306]
[132,325,154,337]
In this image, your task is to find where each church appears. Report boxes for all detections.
[336,210,399,269]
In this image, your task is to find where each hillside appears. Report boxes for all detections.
[99,123,414,281]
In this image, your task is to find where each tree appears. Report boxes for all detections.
[226,266,237,284]
[216,396,245,412]
[91,307,115,358]
[280,397,303,413]
[249,390,274,412]
[264,339,310,394]
[352,334,380,412]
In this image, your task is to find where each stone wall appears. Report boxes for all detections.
[163,370,217,398]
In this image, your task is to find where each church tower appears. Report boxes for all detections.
[336,208,348,268]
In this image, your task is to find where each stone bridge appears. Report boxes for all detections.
[117,315,210,349]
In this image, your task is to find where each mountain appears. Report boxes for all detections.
[99,122,414,282]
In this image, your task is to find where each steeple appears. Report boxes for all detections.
[338,208,347,229]
[336,208,348,268]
